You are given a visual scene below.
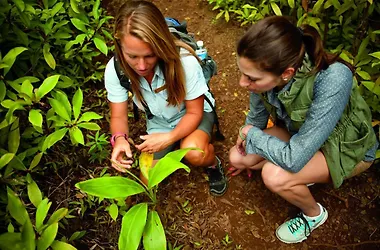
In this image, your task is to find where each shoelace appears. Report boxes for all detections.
[287,213,312,236]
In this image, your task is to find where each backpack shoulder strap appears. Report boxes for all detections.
[114,53,132,92]
[113,53,142,121]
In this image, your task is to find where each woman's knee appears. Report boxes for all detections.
[183,147,205,166]
[229,146,243,167]
[261,162,289,193]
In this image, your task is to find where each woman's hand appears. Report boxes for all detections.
[136,133,172,153]
[236,124,253,156]
[111,138,133,172]
[228,124,254,177]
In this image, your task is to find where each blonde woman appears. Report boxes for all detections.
[104,0,227,196]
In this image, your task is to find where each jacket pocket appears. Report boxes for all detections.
[339,121,371,175]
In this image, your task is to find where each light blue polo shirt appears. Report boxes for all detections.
[104,51,215,134]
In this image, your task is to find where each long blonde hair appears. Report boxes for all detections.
[114,0,198,106]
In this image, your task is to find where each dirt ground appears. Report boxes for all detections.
[65,0,380,249]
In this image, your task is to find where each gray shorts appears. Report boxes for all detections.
[154,112,215,159]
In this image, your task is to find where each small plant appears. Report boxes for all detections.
[222,233,233,246]
[86,131,109,163]
[0,175,76,250]
[76,147,201,250]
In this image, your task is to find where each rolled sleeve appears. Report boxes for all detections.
[245,93,270,130]
[182,55,209,100]
[104,57,129,103]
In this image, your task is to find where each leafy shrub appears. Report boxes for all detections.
[0,0,114,245]
[208,0,380,153]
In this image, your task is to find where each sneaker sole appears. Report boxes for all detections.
[210,181,228,197]
[275,209,329,244]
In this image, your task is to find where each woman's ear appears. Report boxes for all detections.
[281,67,295,82]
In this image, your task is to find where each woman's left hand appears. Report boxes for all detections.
[136,133,172,153]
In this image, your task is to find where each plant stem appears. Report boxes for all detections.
[112,160,156,202]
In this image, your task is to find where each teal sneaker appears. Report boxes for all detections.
[275,203,328,244]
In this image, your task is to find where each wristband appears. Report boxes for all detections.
[110,133,128,147]
[239,125,247,141]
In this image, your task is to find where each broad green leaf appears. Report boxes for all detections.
[75,177,145,198]
[21,79,33,98]
[336,1,354,16]
[72,88,83,121]
[270,2,282,16]
[8,119,20,153]
[312,0,325,14]
[2,47,27,76]
[37,222,58,250]
[14,0,25,11]
[29,109,43,133]
[75,34,87,44]
[64,40,78,52]
[36,198,51,231]
[69,231,86,241]
[69,127,84,145]
[94,37,108,55]
[224,10,230,22]
[51,240,77,250]
[7,187,29,225]
[339,51,353,64]
[0,153,15,169]
[70,0,80,13]
[143,211,166,250]
[43,44,56,69]
[288,0,295,8]
[148,148,199,189]
[0,81,6,101]
[41,128,68,152]
[30,152,43,170]
[108,203,118,221]
[369,52,380,60]
[0,233,23,250]
[71,18,87,33]
[77,111,102,123]
[357,70,371,80]
[119,203,148,250]
[77,122,101,130]
[49,98,71,121]
[92,0,101,20]
[50,2,63,17]
[21,217,36,250]
[27,176,42,207]
[52,90,72,119]
[46,208,68,226]
[7,223,13,232]
[362,81,380,95]
[8,154,27,170]
[36,75,60,100]
[354,36,370,65]
[330,0,341,9]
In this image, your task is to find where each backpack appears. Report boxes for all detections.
[113,17,224,141]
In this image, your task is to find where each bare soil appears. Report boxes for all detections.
[54,0,380,249]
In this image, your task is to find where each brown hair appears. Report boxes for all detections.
[237,16,353,76]
[113,0,197,106]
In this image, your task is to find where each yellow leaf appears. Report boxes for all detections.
[139,152,153,180]
[234,92,238,97]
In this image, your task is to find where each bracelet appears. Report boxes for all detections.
[110,133,128,147]
[239,125,247,141]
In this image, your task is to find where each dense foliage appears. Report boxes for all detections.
[208,0,380,135]
[0,0,113,248]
